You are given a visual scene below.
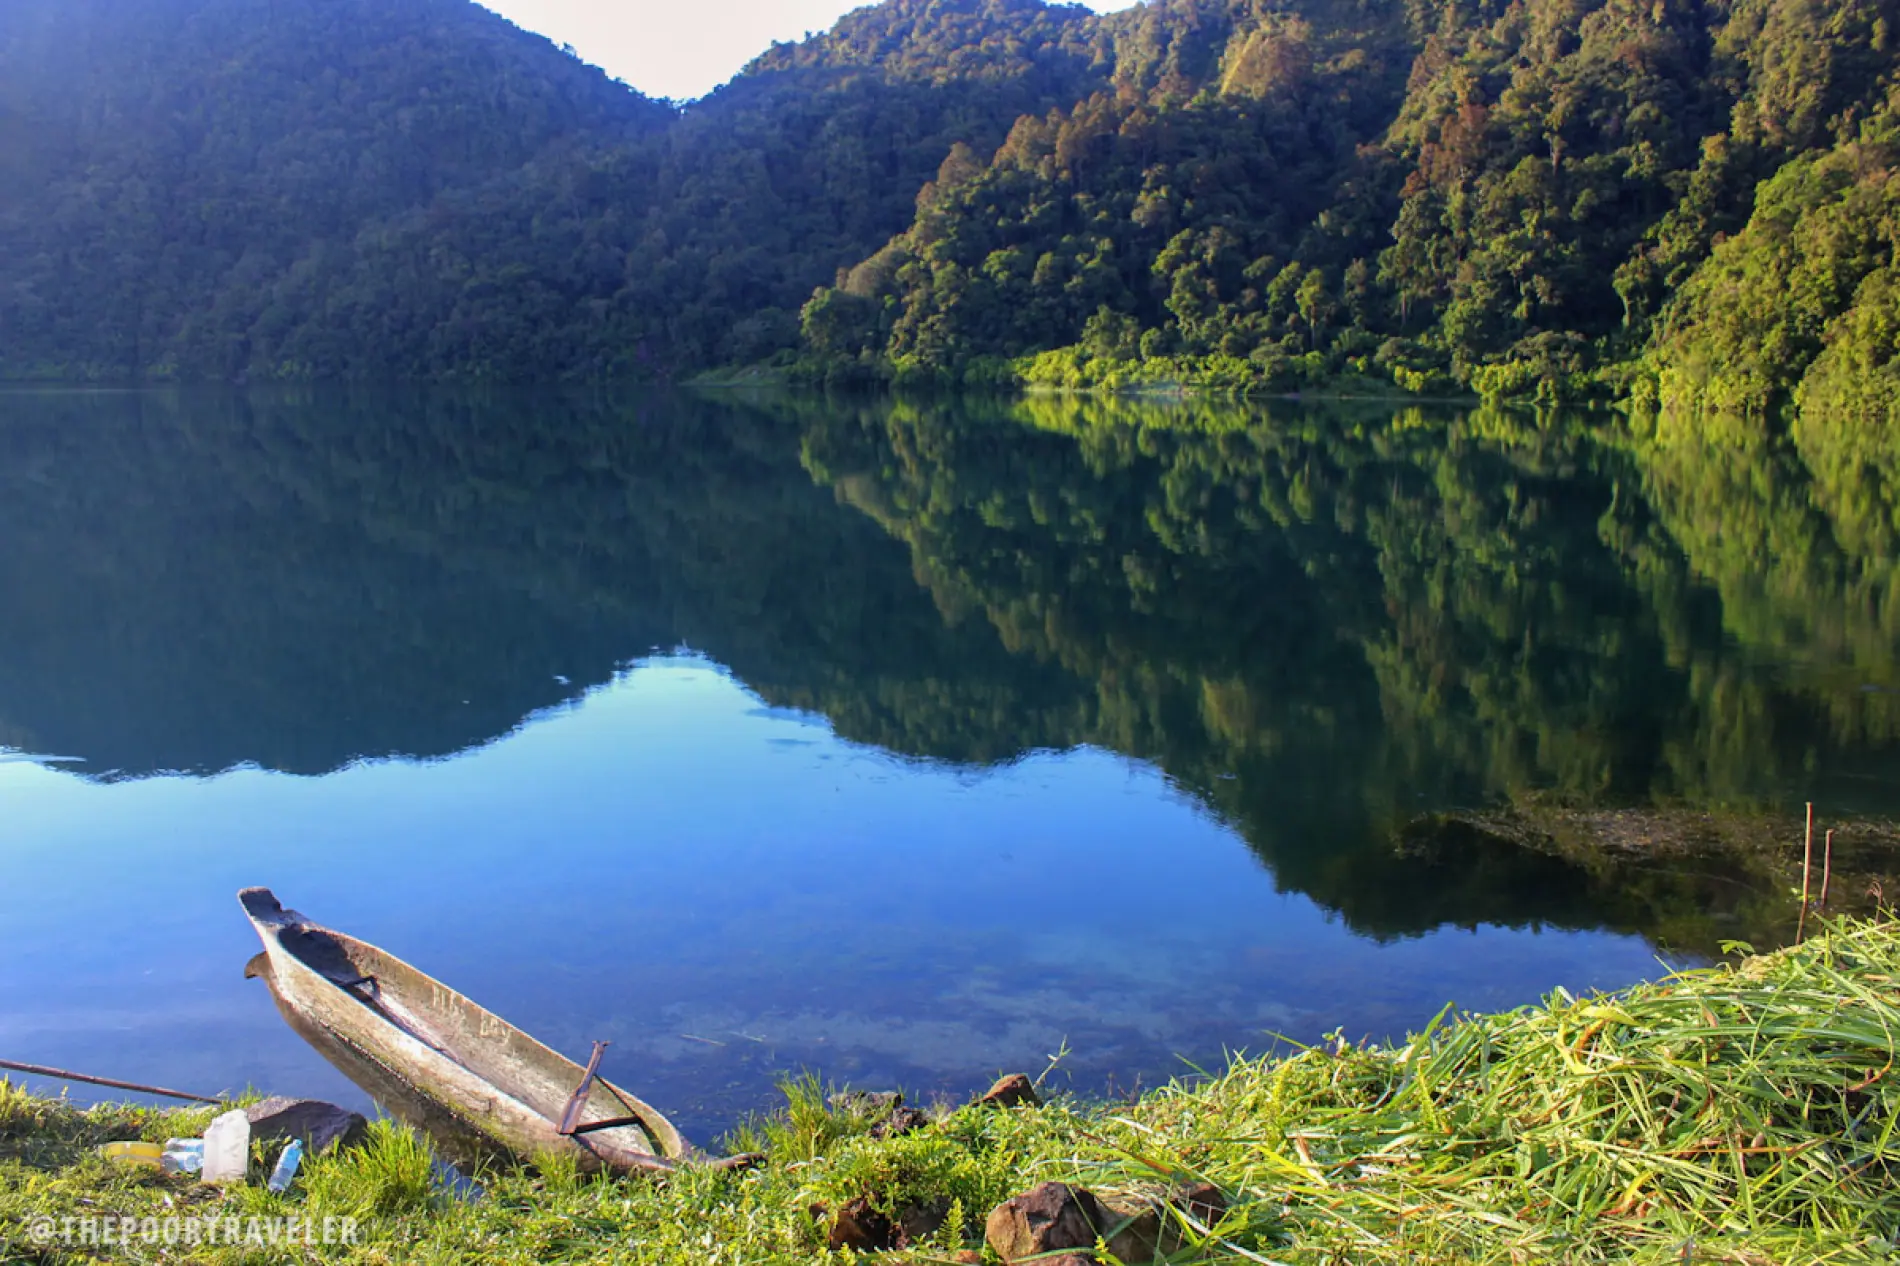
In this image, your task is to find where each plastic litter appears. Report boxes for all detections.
[161,1138,205,1175]
[201,1109,251,1185]
[100,1140,164,1169]
[267,1138,304,1193]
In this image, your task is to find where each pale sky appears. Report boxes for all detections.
[480,0,1141,101]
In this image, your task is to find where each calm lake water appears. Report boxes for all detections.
[2,387,1895,1144]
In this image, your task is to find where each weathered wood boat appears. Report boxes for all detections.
[239,887,691,1174]
[247,950,519,1173]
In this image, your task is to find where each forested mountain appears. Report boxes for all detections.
[0,0,672,379]
[807,0,1900,421]
[0,0,1113,379]
[3,0,1898,421]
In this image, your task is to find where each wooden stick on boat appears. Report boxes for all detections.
[558,1042,611,1137]
[557,1043,674,1140]
[0,1059,224,1105]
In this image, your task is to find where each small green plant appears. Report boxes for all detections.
[0,1079,50,1137]
[725,1072,883,1164]
[299,1119,437,1218]
[802,1129,1012,1250]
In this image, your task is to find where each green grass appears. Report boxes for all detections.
[6,920,1900,1262]
[297,1120,439,1220]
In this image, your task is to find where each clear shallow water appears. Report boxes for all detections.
[0,660,1667,1138]
[0,387,1893,1145]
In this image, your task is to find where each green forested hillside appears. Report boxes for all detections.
[807,0,1900,411]
[0,0,674,379]
[3,0,1897,412]
[0,0,1111,380]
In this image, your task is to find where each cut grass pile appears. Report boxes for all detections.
[4,918,1898,1263]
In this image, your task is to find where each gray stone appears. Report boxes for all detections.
[828,1088,931,1138]
[1177,1180,1227,1226]
[244,1097,369,1156]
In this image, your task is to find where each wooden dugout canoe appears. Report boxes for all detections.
[239,887,690,1174]
[246,949,517,1173]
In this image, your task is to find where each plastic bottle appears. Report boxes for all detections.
[200,1109,251,1185]
[161,1139,205,1175]
[267,1139,305,1194]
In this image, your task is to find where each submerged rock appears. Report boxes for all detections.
[244,1097,368,1156]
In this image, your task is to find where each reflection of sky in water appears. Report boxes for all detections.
[0,657,1668,1143]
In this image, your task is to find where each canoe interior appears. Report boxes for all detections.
[248,951,509,1172]
[247,896,685,1163]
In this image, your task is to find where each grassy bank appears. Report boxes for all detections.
[5,920,1899,1264]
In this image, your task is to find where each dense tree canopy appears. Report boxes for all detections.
[803,0,1900,410]
[2,0,1896,421]
[0,0,1113,379]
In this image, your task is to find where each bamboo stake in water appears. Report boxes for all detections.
[1821,829,1835,912]
[1802,803,1815,908]
[1797,803,1815,944]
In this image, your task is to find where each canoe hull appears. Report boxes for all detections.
[239,888,687,1174]
[247,951,513,1172]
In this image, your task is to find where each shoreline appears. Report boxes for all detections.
[5,918,1897,1262]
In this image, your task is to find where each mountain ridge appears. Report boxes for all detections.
[1,0,1896,426]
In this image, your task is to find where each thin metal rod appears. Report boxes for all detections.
[0,1059,223,1105]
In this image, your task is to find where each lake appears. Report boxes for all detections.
[1,387,1895,1146]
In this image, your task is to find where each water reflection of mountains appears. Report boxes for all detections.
[3,387,1895,948]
